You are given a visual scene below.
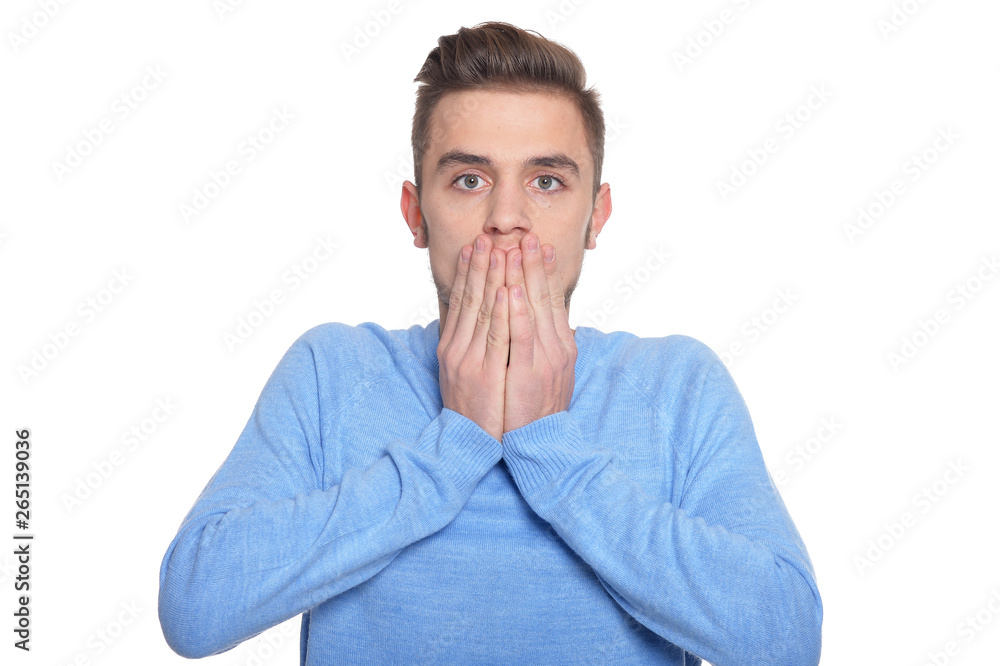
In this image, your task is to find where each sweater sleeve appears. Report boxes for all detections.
[158,329,503,659]
[500,349,823,665]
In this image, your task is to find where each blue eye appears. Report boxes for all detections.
[533,174,565,191]
[456,174,484,190]
[452,173,566,192]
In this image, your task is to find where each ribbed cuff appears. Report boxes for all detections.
[501,410,588,498]
[411,407,504,497]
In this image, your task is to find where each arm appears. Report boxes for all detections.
[158,328,503,658]
[500,348,822,665]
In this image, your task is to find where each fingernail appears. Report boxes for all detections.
[490,251,496,267]
[513,285,522,299]
[543,246,554,263]
[461,246,471,262]
[513,253,521,268]
[475,237,485,252]
[527,236,539,252]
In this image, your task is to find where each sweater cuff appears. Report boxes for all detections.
[411,407,504,497]
[501,410,590,498]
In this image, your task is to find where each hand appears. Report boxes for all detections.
[437,235,510,441]
[503,233,577,434]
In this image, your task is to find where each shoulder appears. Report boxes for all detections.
[293,321,370,356]
[590,330,739,422]
[258,323,368,393]
[289,320,427,380]
[610,331,726,390]
[621,332,721,369]
[258,322,405,424]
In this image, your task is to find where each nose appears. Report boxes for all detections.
[483,177,539,240]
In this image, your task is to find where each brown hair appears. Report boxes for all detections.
[411,21,605,202]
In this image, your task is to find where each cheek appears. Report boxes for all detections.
[430,244,465,290]
[556,249,582,282]
[435,192,483,222]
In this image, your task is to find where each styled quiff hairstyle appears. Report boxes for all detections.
[411,21,605,201]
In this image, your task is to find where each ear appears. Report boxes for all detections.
[401,180,427,248]
[586,183,612,249]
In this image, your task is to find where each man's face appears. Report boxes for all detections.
[401,88,611,327]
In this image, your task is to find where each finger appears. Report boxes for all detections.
[541,243,573,341]
[484,284,510,371]
[520,233,559,349]
[441,244,472,346]
[505,247,532,328]
[453,234,492,352]
[471,246,506,355]
[508,283,534,368]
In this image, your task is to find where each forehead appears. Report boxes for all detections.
[427,88,590,170]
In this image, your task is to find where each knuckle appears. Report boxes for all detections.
[487,327,505,347]
[477,301,492,327]
[440,346,462,368]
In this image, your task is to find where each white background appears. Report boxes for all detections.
[2,0,999,664]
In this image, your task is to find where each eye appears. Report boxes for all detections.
[454,173,487,191]
[532,174,566,192]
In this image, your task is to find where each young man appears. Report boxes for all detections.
[159,22,822,664]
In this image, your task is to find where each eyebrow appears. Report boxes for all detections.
[434,150,581,180]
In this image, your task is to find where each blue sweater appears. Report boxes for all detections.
[158,320,822,664]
